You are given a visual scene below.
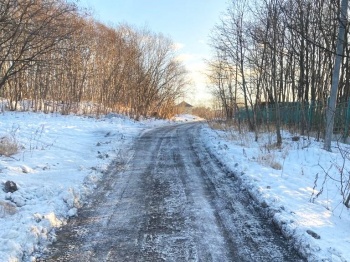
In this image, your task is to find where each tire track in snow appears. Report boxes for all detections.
[38,123,304,261]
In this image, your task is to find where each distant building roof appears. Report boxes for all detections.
[177,101,193,108]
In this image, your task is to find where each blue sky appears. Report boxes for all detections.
[78,0,228,105]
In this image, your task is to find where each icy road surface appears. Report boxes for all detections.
[39,123,304,261]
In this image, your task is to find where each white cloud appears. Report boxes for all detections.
[185,60,213,104]
[175,53,195,62]
[174,52,213,104]
[172,42,185,51]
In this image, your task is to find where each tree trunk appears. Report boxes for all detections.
[324,0,348,151]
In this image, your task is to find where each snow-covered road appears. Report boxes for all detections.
[38,123,304,261]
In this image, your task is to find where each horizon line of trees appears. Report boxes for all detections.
[207,0,349,144]
[0,0,189,119]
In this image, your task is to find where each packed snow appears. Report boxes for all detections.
[201,123,350,262]
[0,111,349,261]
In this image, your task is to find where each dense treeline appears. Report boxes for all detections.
[0,0,188,119]
[208,0,349,144]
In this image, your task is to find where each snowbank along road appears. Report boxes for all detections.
[38,123,305,261]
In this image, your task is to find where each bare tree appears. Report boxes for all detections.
[0,0,78,90]
[206,50,237,122]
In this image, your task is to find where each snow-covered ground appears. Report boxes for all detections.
[172,114,200,122]
[201,123,350,262]
[0,111,177,262]
[1,111,349,261]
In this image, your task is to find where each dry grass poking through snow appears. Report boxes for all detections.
[256,152,283,170]
[208,121,228,131]
[208,120,286,170]
[0,136,19,157]
[208,121,253,147]
[257,142,285,170]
